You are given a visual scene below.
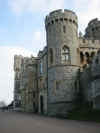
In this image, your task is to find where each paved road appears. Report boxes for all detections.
[0,111,100,133]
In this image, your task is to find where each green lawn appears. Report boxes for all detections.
[67,109,100,123]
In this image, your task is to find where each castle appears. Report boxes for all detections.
[14,9,100,117]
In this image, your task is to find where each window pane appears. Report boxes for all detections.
[40,62,43,74]
[62,46,69,62]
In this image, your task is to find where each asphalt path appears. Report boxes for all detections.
[0,111,100,133]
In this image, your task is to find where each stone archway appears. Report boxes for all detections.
[85,52,90,64]
[80,52,84,64]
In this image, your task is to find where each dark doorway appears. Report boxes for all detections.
[40,96,44,114]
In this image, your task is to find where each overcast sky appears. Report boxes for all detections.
[0,0,100,104]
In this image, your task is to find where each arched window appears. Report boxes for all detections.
[49,48,53,64]
[91,52,95,61]
[91,52,95,57]
[62,45,70,62]
[85,52,90,64]
[80,52,84,64]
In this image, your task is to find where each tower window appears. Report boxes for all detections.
[69,19,72,22]
[33,92,35,98]
[51,20,54,24]
[60,18,63,21]
[55,19,58,22]
[49,48,53,64]
[64,18,68,21]
[91,52,95,58]
[40,62,43,74]
[73,20,75,24]
[62,45,70,62]
[63,25,66,33]
[92,28,94,32]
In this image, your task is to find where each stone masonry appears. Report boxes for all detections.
[14,9,100,117]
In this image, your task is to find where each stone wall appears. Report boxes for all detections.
[37,47,48,114]
[14,55,23,110]
[80,52,100,109]
[47,66,79,116]
[17,56,38,112]
[45,9,80,116]
[13,9,100,116]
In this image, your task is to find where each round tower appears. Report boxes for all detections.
[45,9,80,116]
[84,18,100,39]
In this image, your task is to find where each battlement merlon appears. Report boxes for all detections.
[45,9,78,28]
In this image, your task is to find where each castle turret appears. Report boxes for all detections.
[84,18,100,40]
[45,9,80,116]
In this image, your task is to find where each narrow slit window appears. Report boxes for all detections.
[63,25,66,33]
[49,48,53,64]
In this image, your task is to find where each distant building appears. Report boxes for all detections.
[13,55,23,110]
[14,9,100,117]
[0,101,6,108]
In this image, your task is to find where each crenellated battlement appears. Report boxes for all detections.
[49,9,76,16]
[45,9,78,28]
[14,55,36,72]
[14,55,23,71]
[79,38,100,67]
[88,18,100,26]
[79,38,100,49]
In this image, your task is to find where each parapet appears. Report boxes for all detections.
[14,55,23,71]
[88,18,99,26]
[79,38,100,49]
[14,55,37,71]
[45,9,78,28]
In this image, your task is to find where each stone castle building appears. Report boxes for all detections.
[14,9,100,116]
